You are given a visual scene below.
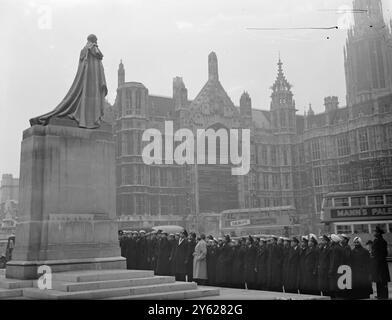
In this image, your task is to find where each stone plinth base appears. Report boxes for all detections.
[7,122,124,279]
[6,257,126,280]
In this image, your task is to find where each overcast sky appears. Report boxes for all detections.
[1,0,392,177]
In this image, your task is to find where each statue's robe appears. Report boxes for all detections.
[30,41,107,129]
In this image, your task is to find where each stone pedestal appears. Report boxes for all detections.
[6,119,125,279]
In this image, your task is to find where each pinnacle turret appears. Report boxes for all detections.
[118,60,125,87]
[208,51,219,82]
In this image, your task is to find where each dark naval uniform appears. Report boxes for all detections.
[372,235,391,299]
[256,244,269,291]
[156,238,172,276]
[284,245,300,293]
[317,245,331,296]
[136,237,148,270]
[267,243,283,292]
[281,245,291,292]
[206,244,218,286]
[301,246,319,295]
[172,238,188,281]
[186,238,196,282]
[328,242,344,298]
[231,245,246,289]
[125,236,137,270]
[244,244,258,290]
[215,243,233,287]
[351,245,373,299]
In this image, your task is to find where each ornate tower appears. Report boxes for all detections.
[118,60,125,88]
[114,60,149,217]
[240,91,252,118]
[173,76,189,127]
[345,0,392,106]
[208,52,219,82]
[173,76,188,112]
[270,58,296,134]
[240,91,252,129]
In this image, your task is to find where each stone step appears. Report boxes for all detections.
[51,269,154,283]
[45,276,175,292]
[23,282,198,300]
[0,288,23,299]
[106,288,221,300]
[0,278,33,289]
[2,296,32,300]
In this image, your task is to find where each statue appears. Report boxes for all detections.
[30,34,108,129]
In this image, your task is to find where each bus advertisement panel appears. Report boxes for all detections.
[321,189,392,256]
[220,206,300,237]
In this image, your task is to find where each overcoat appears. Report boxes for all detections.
[136,237,148,270]
[120,236,127,258]
[125,237,137,270]
[284,246,300,293]
[267,243,283,291]
[156,238,172,276]
[168,239,177,276]
[231,245,246,286]
[301,246,319,294]
[328,242,344,294]
[193,239,208,280]
[340,244,353,298]
[341,244,352,266]
[244,245,257,286]
[351,246,373,298]
[215,243,234,285]
[317,245,330,293]
[147,238,158,271]
[371,236,391,283]
[187,239,197,279]
[298,247,308,292]
[207,245,218,285]
[172,238,189,275]
[281,246,291,290]
[256,245,269,290]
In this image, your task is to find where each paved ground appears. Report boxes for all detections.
[1,268,391,300]
[370,283,392,299]
[193,286,329,300]
[194,283,392,300]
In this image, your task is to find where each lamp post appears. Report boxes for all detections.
[191,122,200,234]
[194,161,200,234]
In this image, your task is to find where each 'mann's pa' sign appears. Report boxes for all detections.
[331,206,392,219]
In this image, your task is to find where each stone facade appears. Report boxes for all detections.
[0,174,19,205]
[0,174,19,230]
[108,0,392,234]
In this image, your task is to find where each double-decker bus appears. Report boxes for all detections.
[321,189,392,256]
[220,206,300,237]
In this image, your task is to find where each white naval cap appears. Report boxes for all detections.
[309,233,317,241]
[353,236,362,244]
[340,233,350,240]
[331,234,341,243]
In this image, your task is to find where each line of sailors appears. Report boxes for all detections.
[119,226,390,299]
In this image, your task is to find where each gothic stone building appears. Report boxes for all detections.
[107,0,392,235]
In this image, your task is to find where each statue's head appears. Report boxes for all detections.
[87,34,98,44]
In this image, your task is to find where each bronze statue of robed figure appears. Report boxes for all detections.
[30,34,108,129]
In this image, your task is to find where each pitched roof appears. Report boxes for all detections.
[189,79,239,117]
[148,95,175,117]
[188,52,239,118]
[252,109,271,129]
